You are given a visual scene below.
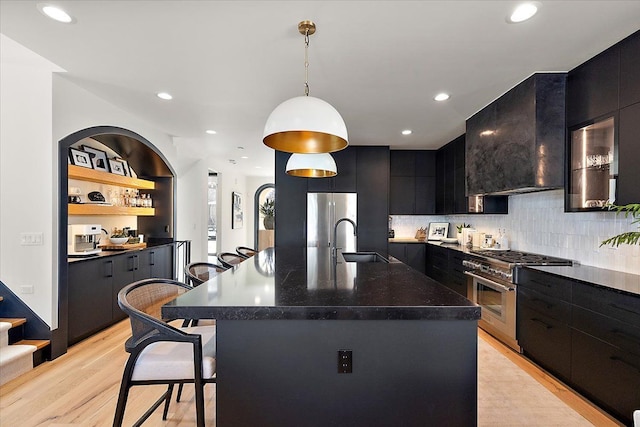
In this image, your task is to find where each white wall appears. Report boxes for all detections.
[0,35,190,327]
[175,157,209,262]
[392,189,640,275]
[0,35,63,326]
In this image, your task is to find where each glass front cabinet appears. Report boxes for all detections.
[566,116,616,211]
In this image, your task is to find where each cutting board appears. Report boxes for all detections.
[99,242,147,251]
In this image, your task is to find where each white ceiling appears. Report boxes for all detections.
[1,1,639,177]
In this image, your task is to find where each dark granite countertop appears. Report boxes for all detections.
[163,247,480,321]
[68,241,174,263]
[526,264,640,297]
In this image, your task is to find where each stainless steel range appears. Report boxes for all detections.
[463,249,572,351]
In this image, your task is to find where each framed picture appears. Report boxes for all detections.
[427,222,449,241]
[81,145,110,172]
[232,191,243,229]
[69,147,93,169]
[109,158,126,176]
[114,157,131,177]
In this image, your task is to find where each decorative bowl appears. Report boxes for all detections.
[441,237,459,244]
[109,237,129,245]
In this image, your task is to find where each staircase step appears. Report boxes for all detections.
[0,318,27,328]
[15,339,49,350]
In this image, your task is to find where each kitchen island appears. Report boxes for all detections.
[163,247,480,427]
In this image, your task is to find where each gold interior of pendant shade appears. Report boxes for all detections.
[286,168,337,178]
[264,130,347,154]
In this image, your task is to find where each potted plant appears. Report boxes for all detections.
[456,223,472,245]
[600,203,640,247]
[259,198,275,230]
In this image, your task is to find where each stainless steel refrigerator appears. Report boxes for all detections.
[307,193,357,251]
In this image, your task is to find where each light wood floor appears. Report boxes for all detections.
[0,322,623,426]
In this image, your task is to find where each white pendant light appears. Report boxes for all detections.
[263,21,348,154]
[285,153,337,178]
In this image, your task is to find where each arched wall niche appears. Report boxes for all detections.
[53,125,176,359]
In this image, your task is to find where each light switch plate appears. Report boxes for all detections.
[20,232,44,246]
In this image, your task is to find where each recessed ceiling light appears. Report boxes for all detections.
[38,3,74,23]
[402,130,412,136]
[434,93,450,101]
[156,92,173,100]
[255,166,262,169]
[241,156,249,159]
[206,130,217,135]
[508,2,539,23]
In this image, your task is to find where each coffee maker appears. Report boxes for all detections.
[68,224,102,257]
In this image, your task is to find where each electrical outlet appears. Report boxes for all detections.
[338,349,352,374]
[20,232,44,246]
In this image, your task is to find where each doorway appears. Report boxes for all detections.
[254,184,275,250]
[208,172,217,262]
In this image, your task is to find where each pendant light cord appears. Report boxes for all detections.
[304,29,310,96]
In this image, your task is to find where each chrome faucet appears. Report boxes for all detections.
[332,218,357,257]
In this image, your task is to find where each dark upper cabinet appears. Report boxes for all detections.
[415,151,436,177]
[307,148,357,193]
[356,146,389,254]
[620,30,640,109]
[415,177,436,214]
[565,30,640,208]
[618,102,640,204]
[435,149,446,214]
[567,46,620,127]
[389,150,416,176]
[389,176,415,214]
[389,150,436,215]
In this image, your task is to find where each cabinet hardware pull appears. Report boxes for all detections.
[128,256,135,271]
[531,317,552,329]
[610,355,640,373]
[150,251,155,266]
[610,302,640,317]
[531,279,551,288]
[105,260,113,278]
[531,298,553,310]
[612,329,640,346]
[134,255,139,271]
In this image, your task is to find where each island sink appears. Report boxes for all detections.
[341,251,389,263]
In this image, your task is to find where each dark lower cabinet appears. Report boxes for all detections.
[388,243,425,274]
[517,297,572,382]
[68,244,174,345]
[517,267,640,426]
[425,244,469,297]
[67,259,113,345]
[571,330,640,424]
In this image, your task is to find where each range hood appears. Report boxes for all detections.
[465,73,567,196]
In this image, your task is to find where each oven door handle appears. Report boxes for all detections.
[464,271,515,292]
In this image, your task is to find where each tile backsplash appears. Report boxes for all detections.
[391,190,639,275]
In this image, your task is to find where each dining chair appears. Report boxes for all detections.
[183,262,224,327]
[218,252,247,269]
[113,278,216,427]
[236,246,258,258]
[186,261,228,286]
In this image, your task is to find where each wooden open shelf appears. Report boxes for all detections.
[68,164,155,190]
[68,204,155,216]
